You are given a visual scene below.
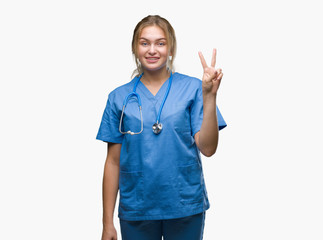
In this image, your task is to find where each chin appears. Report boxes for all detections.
[143,64,167,72]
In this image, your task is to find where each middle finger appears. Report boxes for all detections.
[211,48,217,68]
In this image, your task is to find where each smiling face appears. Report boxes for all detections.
[137,25,170,73]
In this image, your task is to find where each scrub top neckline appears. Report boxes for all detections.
[138,73,175,101]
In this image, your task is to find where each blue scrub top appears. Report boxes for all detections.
[96,72,227,221]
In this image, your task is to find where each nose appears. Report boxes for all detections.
[148,44,157,55]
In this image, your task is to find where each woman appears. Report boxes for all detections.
[97,15,227,240]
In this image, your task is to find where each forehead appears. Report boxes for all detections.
[139,25,166,39]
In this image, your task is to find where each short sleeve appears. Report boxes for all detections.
[96,95,124,144]
[190,84,227,136]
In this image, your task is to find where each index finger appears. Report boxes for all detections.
[211,48,217,68]
[198,51,208,69]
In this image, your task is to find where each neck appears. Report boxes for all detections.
[142,68,170,85]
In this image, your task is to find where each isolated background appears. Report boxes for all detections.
[1,0,322,239]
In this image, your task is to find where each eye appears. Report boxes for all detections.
[158,42,166,46]
[140,42,148,46]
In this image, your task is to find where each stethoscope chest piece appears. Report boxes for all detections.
[152,122,163,135]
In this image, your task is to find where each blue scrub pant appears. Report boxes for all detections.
[119,212,206,240]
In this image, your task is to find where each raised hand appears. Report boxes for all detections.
[198,48,223,96]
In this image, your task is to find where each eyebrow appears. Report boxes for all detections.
[139,38,167,41]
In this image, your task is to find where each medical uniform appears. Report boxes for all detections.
[96,72,226,221]
[119,211,206,240]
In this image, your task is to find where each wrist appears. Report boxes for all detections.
[203,92,217,102]
[103,218,114,227]
[103,222,115,231]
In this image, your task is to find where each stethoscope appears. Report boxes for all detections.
[119,72,173,135]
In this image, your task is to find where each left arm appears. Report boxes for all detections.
[195,48,223,157]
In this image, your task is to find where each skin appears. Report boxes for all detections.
[136,25,171,95]
[195,48,223,156]
[101,26,223,240]
[101,143,120,240]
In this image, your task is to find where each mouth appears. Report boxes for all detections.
[145,57,159,63]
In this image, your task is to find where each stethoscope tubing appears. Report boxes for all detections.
[119,72,173,135]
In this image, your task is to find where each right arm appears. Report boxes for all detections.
[101,142,121,240]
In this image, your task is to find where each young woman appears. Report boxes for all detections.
[97,15,227,240]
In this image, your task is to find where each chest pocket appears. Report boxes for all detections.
[167,102,191,131]
[167,102,194,145]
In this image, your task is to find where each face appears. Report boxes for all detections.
[137,26,170,72]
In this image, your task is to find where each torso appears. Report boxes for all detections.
[100,72,212,221]
[141,84,162,96]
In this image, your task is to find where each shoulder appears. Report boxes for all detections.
[107,77,137,100]
[173,72,202,91]
[100,77,138,111]
[173,72,202,85]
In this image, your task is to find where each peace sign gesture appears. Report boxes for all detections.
[198,48,223,96]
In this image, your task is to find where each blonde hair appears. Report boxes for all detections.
[131,15,177,77]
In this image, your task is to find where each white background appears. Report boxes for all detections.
[1,0,322,239]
